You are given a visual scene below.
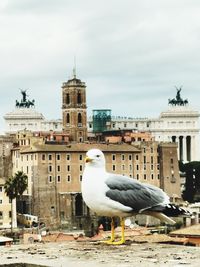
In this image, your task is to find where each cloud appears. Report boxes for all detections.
[0,0,200,133]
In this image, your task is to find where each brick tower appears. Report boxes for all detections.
[62,70,87,142]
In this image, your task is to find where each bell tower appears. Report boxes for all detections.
[62,70,87,142]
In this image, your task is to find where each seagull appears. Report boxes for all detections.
[82,148,190,245]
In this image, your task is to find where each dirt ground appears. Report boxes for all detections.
[0,240,200,267]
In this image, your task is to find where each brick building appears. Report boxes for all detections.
[0,135,16,228]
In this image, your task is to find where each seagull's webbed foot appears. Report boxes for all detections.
[101,217,115,244]
[102,217,125,245]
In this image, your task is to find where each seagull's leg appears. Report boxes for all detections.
[110,217,115,242]
[111,217,125,245]
[101,217,115,244]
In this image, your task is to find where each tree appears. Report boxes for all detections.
[4,171,28,232]
[180,161,200,203]
[14,171,28,213]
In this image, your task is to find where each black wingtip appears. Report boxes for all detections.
[163,204,191,217]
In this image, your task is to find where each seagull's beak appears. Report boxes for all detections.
[85,157,93,163]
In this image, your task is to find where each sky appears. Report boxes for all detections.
[1,0,200,133]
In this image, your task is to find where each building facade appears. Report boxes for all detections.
[4,90,62,134]
[88,105,200,162]
[0,135,17,229]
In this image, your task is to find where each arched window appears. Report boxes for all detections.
[66,113,70,124]
[66,93,70,104]
[75,194,83,216]
[77,92,81,104]
[78,113,82,126]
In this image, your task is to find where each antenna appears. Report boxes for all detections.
[73,55,76,78]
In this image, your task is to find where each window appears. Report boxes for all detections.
[112,165,116,171]
[151,147,153,153]
[136,165,139,170]
[144,156,146,163]
[79,154,83,161]
[26,166,28,174]
[0,187,2,193]
[144,164,146,170]
[67,165,70,172]
[57,154,61,160]
[66,113,70,124]
[77,92,82,104]
[171,158,174,164]
[27,155,28,161]
[143,148,146,153]
[51,206,55,215]
[80,175,82,182]
[129,154,132,161]
[151,156,153,164]
[48,165,52,172]
[0,199,2,204]
[136,174,139,180]
[151,164,154,170]
[129,165,132,171]
[112,154,116,161]
[48,154,52,161]
[66,154,71,161]
[48,175,53,183]
[151,174,154,179]
[122,165,125,171]
[121,154,125,161]
[67,175,71,182]
[78,113,82,126]
[80,165,83,171]
[57,165,61,172]
[136,155,139,160]
[157,174,160,179]
[144,174,147,180]
[0,211,2,219]
[57,175,61,183]
[66,93,70,104]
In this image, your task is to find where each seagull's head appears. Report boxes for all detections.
[85,149,105,168]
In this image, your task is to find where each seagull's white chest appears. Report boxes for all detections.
[82,167,109,213]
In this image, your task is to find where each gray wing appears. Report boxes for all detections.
[105,174,169,213]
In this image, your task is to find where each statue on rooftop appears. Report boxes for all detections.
[168,86,188,106]
[15,89,35,108]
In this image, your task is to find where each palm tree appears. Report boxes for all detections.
[4,177,17,232]
[4,171,28,232]
[15,171,28,213]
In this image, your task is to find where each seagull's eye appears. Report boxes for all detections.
[96,155,100,158]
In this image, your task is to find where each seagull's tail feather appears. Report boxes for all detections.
[144,204,191,224]
[146,211,176,225]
